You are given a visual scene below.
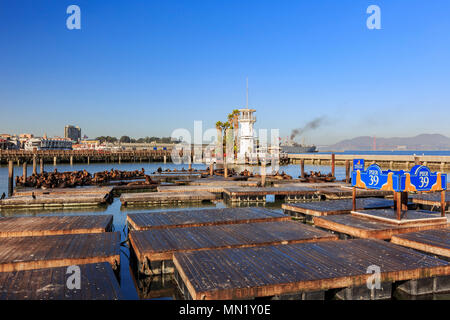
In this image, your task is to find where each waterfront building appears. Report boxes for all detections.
[64,125,81,142]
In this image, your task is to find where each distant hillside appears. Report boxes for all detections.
[326,134,450,151]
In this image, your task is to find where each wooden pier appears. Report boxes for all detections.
[282,198,394,218]
[173,239,450,300]
[0,215,113,237]
[13,186,114,197]
[0,193,110,209]
[223,186,319,202]
[0,232,120,272]
[127,208,289,230]
[129,221,337,275]
[0,262,122,300]
[313,214,448,240]
[391,228,450,258]
[316,187,392,199]
[157,185,226,194]
[120,191,216,206]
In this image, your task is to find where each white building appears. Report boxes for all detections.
[238,108,256,159]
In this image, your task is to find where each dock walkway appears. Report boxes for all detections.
[0,262,121,300]
[120,191,216,206]
[0,193,110,209]
[223,187,318,202]
[173,239,450,300]
[0,215,113,237]
[0,232,120,272]
[127,208,289,230]
[130,221,337,275]
[391,228,450,258]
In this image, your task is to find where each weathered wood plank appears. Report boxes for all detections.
[0,262,122,300]
[351,209,447,226]
[173,239,450,300]
[223,187,317,197]
[282,198,394,217]
[314,214,448,240]
[391,228,450,258]
[127,208,289,230]
[120,191,216,206]
[0,193,109,209]
[0,215,113,237]
[410,191,450,207]
[0,232,120,272]
[130,221,337,263]
[13,186,114,197]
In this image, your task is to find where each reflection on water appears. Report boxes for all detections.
[0,162,448,300]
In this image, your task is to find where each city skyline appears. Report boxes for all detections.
[1,1,450,144]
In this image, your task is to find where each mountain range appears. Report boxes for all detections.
[324,134,450,151]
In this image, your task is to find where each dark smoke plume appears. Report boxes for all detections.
[290,117,325,140]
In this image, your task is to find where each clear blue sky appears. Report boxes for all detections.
[1,0,449,145]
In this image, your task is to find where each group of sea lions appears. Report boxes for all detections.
[15,168,152,189]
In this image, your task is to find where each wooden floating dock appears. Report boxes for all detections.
[188,179,259,187]
[129,221,337,275]
[13,186,114,197]
[391,228,450,258]
[0,215,113,238]
[127,208,289,230]
[0,232,120,272]
[0,262,122,300]
[351,209,447,226]
[282,198,394,218]
[223,186,319,202]
[316,186,392,199]
[0,193,110,209]
[157,185,225,194]
[120,191,216,206]
[410,191,450,208]
[313,214,448,240]
[173,239,450,300]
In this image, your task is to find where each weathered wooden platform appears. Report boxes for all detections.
[282,198,394,217]
[352,209,447,226]
[317,187,392,199]
[314,214,448,240]
[127,208,289,230]
[120,191,216,206]
[0,215,113,237]
[0,232,120,272]
[129,221,337,275]
[188,179,258,187]
[223,187,319,202]
[173,239,450,300]
[157,185,225,194]
[410,191,450,207]
[0,262,122,300]
[391,228,450,258]
[13,186,114,197]
[0,193,110,209]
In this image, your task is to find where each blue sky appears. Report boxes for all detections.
[1,0,449,145]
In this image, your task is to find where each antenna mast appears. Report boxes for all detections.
[246,77,248,108]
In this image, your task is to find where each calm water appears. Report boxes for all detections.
[0,161,447,300]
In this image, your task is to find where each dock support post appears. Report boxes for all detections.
[441,190,446,217]
[87,156,90,165]
[345,160,350,183]
[352,187,356,211]
[8,160,14,197]
[261,162,266,186]
[394,192,408,220]
[209,161,214,175]
[164,155,167,164]
[331,153,335,177]
[22,161,27,184]
[53,156,57,166]
[300,159,305,178]
[39,158,44,174]
[224,159,228,177]
[119,156,121,164]
[32,156,37,175]
[70,156,73,166]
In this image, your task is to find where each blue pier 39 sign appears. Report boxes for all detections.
[352,163,447,192]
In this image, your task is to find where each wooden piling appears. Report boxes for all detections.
[8,160,14,197]
[209,162,214,175]
[164,155,167,164]
[22,161,27,184]
[300,159,305,178]
[87,156,90,165]
[39,157,44,174]
[331,153,335,177]
[32,156,37,175]
[442,190,446,217]
[224,160,228,178]
[345,160,350,183]
[53,156,57,166]
[70,156,73,166]
[261,162,266,186]
[352,187,356,211]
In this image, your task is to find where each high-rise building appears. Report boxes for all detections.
[64,125,81,142]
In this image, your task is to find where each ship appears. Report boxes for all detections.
[279,138,317,154]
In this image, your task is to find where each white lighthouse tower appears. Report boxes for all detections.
[238,78,256,161]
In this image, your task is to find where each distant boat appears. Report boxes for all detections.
[280,138,317,153]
